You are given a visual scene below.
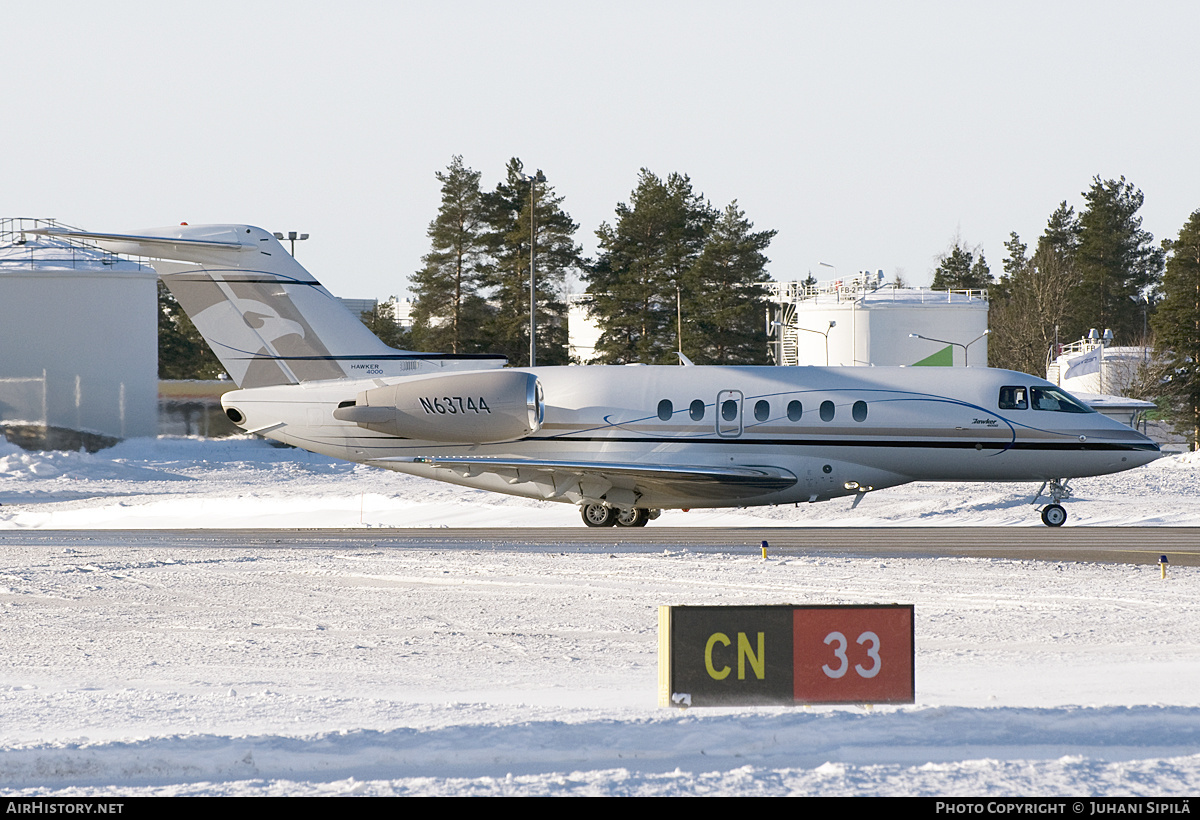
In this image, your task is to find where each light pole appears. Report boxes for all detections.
[818,261,837,294]
[1131,294,1150,361]
[520,169,546,367]
[769,320,785,365]
[909,329,990,366]
[794,320,837,365]
[677,281,683,357]
[272,231,309,257]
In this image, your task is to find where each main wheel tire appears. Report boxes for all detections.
[582,504,617,527]
[615,507,650,527]
[1041,504,1067,527]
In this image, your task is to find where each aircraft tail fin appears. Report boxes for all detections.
[31,224,505,388]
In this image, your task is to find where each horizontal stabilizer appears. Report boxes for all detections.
[26,225,261,266]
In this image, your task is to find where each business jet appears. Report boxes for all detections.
[34,223,1161,527]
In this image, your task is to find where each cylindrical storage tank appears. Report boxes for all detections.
[783,288,990,367]
[0,220,158,449]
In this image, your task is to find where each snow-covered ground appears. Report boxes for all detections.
[1,436,1199,796]
[2,435,1199,530]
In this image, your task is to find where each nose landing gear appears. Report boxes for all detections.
[1040,503,1067,527]
[1032,479,1072,527]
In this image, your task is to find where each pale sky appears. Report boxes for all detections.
[5,1,1197,301]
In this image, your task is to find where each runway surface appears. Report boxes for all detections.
[2,527,1196,566]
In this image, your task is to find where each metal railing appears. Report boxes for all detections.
[0,217,148,270]
[768,278,989,304]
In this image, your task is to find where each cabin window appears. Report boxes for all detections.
[787,400,803,421]
[1030,386,1093,414]
[999,386,1028,410]
[657,399,673,421]
[722,399,738,421]
[754,400,770,422]
[820,400,835,422]
[689,399,705,421]
[852,400,868,422]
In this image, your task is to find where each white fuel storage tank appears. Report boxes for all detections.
[0,218,157,450]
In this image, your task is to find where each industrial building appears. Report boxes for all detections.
[768,271,991,367]
[0,218,157,450]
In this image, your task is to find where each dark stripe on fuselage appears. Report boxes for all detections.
[171,277,326,285]
[521,436,1157,452]
[314,433,1156,453]
[227,353,509,362]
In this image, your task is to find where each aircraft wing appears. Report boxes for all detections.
[373,455,796,505]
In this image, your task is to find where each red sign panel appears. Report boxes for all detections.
[792,606,914,703]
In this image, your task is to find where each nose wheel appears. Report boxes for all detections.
[1032,479,1072,527]
[1040,504,1067,527]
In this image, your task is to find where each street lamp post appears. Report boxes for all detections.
[521,169,547,367]
[792,320,837,366]
[677,281,683,357]
[769,320,785,365]
[272,231,309,257]
[1131,294,1150,361]
[909,329,990,366]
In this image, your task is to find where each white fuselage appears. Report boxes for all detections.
[220,364,1160,510]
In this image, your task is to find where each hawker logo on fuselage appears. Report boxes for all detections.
[972,418,999,427]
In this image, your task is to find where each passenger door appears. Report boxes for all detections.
[716,390,743,438]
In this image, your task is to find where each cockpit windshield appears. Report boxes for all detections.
[1030,386,1094,414]
[999,385,1094,414]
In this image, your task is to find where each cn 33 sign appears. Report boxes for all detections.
[659,604,914,707]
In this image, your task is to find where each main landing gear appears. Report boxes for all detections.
[1032,479,1072,527]
[580,504,659,528]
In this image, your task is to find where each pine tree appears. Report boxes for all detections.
[1069,176,1164,343]
[478,159,581,367]
[1152,210,1200,449]
[359,298,410,350]
[1037,201,1081,259]
[990,183,1164,372]
[931,240,992,290]
[987,246,1077,375]
[685,202,775,364]
[990,200,1090,372]
[586,170,714,364]
[157,280,223,379]
[991,232,1028,302]
[410,156,491,354]
[1002,232,1029,279]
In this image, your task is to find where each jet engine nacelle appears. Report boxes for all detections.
[333,370,544,444]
